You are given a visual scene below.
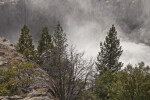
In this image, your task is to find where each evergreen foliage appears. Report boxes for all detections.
[17,25,35,60]
[53,22,68,56]
[52,22,68,100]
[0,61,35,96]
[96,25,123,74]
[94,62,150,100]
[37,26,53,55]
[37,26,53,65]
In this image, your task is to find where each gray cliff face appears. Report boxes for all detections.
[0,37,60,100]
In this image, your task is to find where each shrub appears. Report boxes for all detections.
[0,61,35,96]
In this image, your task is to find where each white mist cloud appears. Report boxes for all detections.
[121,41,150,66]
[1,0,150,66]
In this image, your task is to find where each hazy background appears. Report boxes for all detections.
[0,0,150,66]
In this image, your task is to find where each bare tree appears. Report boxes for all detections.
[65,46,94,100]
[39,45,94,100]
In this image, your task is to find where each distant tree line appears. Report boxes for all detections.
[17,23,150,100]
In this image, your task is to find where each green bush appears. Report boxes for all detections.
[0,61,35,96]
[33,72,38,76]
[21,77,29,84]
[0,85,10,96]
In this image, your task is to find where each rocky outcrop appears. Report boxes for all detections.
[0,37,15,50]
[0,37,60,100]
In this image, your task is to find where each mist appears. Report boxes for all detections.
[0,0,150,66]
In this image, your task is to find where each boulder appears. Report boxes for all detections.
[8,95,23,99]
[0,56,8,66]
[0,96,9,100]
[0,37,15,50]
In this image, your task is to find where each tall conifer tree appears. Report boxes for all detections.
[96,25,123,74]
[53,22,68,100]
[17,25,35,60]
[37,26,53,65]
[37,26,53,55]
[53,22,68,56]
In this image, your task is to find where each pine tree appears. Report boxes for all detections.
[37,26,53,56]
[96,25,123,74]
[53,22,68,56]
[17,25,35,60]
[53,22,68,100]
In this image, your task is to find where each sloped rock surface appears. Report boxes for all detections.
[0,37,15,50]
[0,56,8,66]
[0,37,60,100]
